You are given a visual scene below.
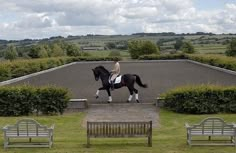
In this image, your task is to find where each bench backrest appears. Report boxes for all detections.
[87,121,152,137]
[191,117,235,134]
[4,118,50,136]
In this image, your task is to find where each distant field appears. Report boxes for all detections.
[194,44,227,54]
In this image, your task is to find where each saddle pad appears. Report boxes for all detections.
[114,75,122,84]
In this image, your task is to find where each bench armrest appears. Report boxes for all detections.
[2,124,10,131]
[185,123,191,129]
[233,123,236,128]
[49,124,55,130]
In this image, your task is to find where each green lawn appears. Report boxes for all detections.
[0,110,235,153]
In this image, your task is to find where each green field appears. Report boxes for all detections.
[0,109,235,153]
[194,44,227,54]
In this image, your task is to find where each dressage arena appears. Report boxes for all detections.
[9,60,236,103]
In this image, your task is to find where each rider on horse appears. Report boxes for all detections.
[110,57,120,90]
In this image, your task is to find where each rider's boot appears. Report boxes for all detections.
[111,81,115,91]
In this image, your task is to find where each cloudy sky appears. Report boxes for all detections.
[0,0,236,40]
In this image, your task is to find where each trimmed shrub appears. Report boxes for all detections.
[0,86,70,116]
[162,85,236,114]
[139,53,187,60]
[187,54,236,71]
[109,51,121,57]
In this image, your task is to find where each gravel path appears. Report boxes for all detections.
[83,103,159,127]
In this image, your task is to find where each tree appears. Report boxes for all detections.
[106,42,116,49]
[128,40,159,59]
[28,45,48,58]
[66,43,81,56]
[50,43,65,57]
[225,39,236,57]
[181,42,195,53]
[4,45,18,61]
[128,40,142,59]
[174,39,183,51]
[141,41,158,55]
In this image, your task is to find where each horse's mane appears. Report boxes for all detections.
[97,65,110,74]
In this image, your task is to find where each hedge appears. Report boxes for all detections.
[0,56,122,82]
[0,86,70,116]
[187,54,236,71]
[139,53,236,72]
[162,85,236,114]
[139,53,187,60]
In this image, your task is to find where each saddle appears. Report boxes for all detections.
[109,75,122,84]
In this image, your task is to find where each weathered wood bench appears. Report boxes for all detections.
[2,118,54,148]
[185,117,236,146]
[87,121,152,147]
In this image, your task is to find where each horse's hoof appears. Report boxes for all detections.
[136,100,140,103]
[95,95,99,99]
[107,101,111,103]
[127,100,130,103]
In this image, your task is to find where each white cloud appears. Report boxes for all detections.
[0,0,236,39]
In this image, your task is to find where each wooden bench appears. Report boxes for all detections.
[2,118,54,148]
[185,117,236,146]
[87,121,152,147]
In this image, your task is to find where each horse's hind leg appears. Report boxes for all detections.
[133,88,139,103]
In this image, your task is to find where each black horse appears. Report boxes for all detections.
[92,65,147,103]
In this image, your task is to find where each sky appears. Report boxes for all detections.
[0,0,236,40]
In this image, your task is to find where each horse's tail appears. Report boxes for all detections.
[133,75,148,88]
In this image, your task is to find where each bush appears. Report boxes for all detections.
[162,85,236,114]
[139,53,187,60]
[4,45,18,61]
[0,63,11,81]
[225,39,236,57]
[108,51,121,57]
[181,42,195,53]
[0,86,70,116]
[187,54,236,71]
[128,40,159,59]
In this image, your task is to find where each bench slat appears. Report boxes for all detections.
[87,121,152,147]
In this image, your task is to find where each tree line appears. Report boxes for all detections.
[3,40,81,61]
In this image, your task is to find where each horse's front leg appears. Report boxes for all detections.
[106,88,112,103]
[95,87,106,99]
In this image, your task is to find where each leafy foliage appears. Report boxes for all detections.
[4,45,18,61]
[162,85,236,114]
[188,54,236,71]
[139,53,187,60]
[181,42,195,53]
[0,86,70,116]
[128,40,159,59]
[108,51,121,57]
[225,39,236,56]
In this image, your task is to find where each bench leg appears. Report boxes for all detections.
[148,136,152,147]
[4,137,8,149]
[87,136,90,148]
[208,136,211,141]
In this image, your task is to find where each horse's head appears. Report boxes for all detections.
[92,67,100,81]
[92,66,110,81]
